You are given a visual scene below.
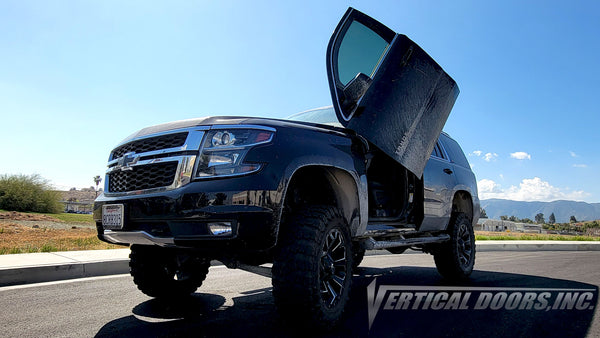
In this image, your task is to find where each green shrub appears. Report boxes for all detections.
[0,174,63,213]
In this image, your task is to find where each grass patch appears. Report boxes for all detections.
[52,213,94,225]
[40,244,58,252]
[8,247,23,254]
[475,231,600,241]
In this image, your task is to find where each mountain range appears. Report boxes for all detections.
[480,199,600,223]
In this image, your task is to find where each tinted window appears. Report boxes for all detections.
[337,21,389,86]
[430,141,445,159]
[440,134,470,168]
[431,144,440,158]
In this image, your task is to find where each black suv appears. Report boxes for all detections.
[93,8,479,328]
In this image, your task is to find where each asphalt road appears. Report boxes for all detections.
[0,251,598,337]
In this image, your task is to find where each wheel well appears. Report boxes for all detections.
[452,191,473,221]
[282,166,360,234]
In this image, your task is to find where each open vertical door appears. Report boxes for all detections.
[326,8,460,178]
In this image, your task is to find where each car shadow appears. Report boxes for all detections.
[95,267,598,337]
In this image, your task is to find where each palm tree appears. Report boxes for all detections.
[93,175,102,197]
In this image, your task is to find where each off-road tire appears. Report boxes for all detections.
[272,205,353,329]
[433,212,476,281]
[129,245,210,298]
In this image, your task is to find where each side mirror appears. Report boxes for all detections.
[341,72,372,114]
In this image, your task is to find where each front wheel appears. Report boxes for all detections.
[433,212,476,281]
[272,205,353,329]
[129,245,210,298]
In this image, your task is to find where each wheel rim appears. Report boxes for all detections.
[456,223,473,268]
[319,228,348,309]
[163,258,193,282]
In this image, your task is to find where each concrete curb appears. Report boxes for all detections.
[0,249,130,287]
[1,241,599,287]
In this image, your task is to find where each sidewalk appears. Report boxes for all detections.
[1,241,599,287]
[0,249,130,287]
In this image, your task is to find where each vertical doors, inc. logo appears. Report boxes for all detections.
[366,278,596,329]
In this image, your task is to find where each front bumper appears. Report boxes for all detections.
[93,175,282,254]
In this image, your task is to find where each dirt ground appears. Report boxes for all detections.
[0,223,97,244]
[0,211,118,254]
[0,211,60,222]
[0,211,95,230]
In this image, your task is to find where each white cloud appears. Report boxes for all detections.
[573,164,588,168]
[510,152,531,160]
[569,151,578,158]
[478,179,503,194]
[478,177,589,202]
[483,152,498,162]
[470,150,498,162]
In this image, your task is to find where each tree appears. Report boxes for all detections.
[535,213,545,224]
[509,215,518,222]
[480,208,488,218]
[570,215,577,223]
[500,215,508,221]
[0,174,62,213]
[549,213,556,224]
[93,175,102,197]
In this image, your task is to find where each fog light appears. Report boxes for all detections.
[208,222,232,236]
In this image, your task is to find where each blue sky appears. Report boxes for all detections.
[1,1,598,202]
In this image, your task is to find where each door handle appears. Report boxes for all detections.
[443,168,453,175]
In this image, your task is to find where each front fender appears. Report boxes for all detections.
[247,126,367,238]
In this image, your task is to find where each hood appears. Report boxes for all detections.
[120,116,254,143]
[118,115,347,146]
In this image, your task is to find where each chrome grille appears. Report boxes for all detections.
[111,132,188,159]
[104,128,205,195]
[108,162,178,193]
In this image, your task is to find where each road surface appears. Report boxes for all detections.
[0,251,598,337]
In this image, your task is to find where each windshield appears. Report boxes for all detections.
[286,106,342,127]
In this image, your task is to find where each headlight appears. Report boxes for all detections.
[196,128,274,178]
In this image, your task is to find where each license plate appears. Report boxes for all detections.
[102,204,124,230]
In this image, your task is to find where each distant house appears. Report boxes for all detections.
[62,200,93,214]
[61,189,96,214]
[477,219,542,233]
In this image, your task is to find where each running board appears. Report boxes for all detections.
[364,234,450,250]
[236,264,272,278]
[356,228,418,240]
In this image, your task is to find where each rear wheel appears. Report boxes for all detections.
[433,212,475,281]
[272,205,353,329]
[129,245,210,298]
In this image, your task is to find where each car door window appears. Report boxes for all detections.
[337,21,389,87]
[440,134,470,168]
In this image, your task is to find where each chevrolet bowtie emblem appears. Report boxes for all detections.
[116,152,139,171]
